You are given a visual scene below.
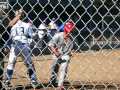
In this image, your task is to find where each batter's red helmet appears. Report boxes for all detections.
[64,20,75,33]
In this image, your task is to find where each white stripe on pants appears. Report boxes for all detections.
[51,55,70,86]
[58,60,69,86]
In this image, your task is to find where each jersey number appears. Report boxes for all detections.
[16,27,25,35]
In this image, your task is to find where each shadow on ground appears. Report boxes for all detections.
[1,81,119,90]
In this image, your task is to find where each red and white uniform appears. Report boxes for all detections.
[48,20,75,87]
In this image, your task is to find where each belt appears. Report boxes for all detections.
[13,40,26,45]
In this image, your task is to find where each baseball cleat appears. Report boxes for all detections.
[48,80,58,87]
[57,86,65,90]
[31,80,39,88]
[2,80,11,89]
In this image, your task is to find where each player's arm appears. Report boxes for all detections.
[8,9,23,27]
[50,47,60,57]
[8,15,20,27]
[48,35,61,57]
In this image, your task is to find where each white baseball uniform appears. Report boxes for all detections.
[5,20,37,82]
[48,32,73,86]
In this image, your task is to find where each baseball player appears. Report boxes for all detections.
[48,20,75,89]
[37,22,47,49]
[3,9,38,88]
[48,18,58,41]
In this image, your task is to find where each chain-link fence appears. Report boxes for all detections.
[1,0,120,89]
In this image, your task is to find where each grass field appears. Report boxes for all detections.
[3,49,120,89]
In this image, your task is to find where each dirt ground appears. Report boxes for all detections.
[3,49,120,90]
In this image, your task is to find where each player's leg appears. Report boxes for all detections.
[58,55,70,87]
[4,46,18,86]
[58,62,68,87]
[22,44,38,87]
[49,56,60,86]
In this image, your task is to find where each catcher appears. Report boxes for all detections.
[48,20,75,90]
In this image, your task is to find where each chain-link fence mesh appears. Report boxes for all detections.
[1,0,120,89]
